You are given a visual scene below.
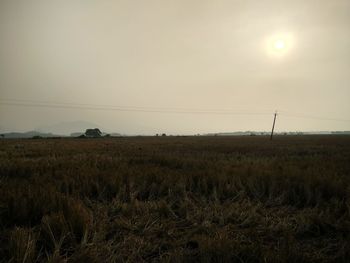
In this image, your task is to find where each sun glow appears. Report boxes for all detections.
[265,33,294,57]
[274,39,286,50]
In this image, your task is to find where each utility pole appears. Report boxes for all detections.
[270,111,277,140]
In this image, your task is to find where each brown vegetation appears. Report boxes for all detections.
[0,136,349,262]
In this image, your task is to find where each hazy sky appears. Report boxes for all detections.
[1,0,349,134]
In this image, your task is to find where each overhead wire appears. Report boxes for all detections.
[278,110,350,123]
[1,99,350,122]
[0,98,273,113]
[0,99,272,116]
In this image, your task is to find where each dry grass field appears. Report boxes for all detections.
[0,136,350,262]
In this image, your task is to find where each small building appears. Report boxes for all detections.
[85,128,102,138]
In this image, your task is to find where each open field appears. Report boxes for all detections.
[0,136,350,262]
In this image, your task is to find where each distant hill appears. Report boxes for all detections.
[70,132,85,137]
[70,131,122,137]
[204,131,350,136]
[110,132,122,137]
[1,131,62,138]
[37,121,101,136]
[205,131,270,136]
[331,131,350,135]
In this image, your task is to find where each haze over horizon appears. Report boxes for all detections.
[1,0,350,135]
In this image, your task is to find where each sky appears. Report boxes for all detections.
[0,0,349,135]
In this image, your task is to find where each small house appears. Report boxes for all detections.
[85,128,102,138]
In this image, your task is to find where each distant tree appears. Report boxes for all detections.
[85,128,102,138]
[161,133,166,137]
[0,134,4,139]
[32,135,42,139]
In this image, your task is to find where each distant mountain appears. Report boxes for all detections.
[70,132,84,137]
[110,132,122,137]
[1,131,62,139]
[37,121,101,135]
[1,130,122,139]
[70,131,122,137]
[204,131,350,136]
[331,131,350,135]
[205,131,270,136]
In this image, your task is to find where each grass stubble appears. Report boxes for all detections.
[0,135,349,262]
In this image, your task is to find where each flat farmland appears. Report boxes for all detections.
[0,136,350,262]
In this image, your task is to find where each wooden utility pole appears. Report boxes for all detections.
[270,111,277,140]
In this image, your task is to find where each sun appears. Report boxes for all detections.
[273,39,286,50]
[265,33,294,57]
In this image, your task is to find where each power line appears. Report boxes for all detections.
[278,110,350,123]
[0,99,271,116]
[1,98,349,122]
[0,98,274,113]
